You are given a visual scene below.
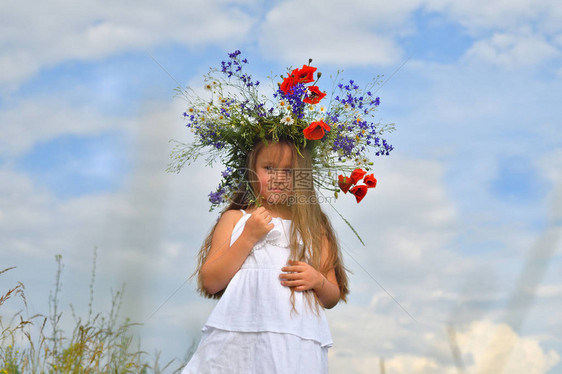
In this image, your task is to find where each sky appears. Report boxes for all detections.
[1,0,562,373]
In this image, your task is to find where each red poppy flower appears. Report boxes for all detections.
[303,86,327,104]
[295,65,316,84]
[303,120,331,140]
[350,168,367,184]
[349,185,368,203]
[280,73,297,94]
[364,173,377,188]
[279,65,317,94]
[338,175,353,194]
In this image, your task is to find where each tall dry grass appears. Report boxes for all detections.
[1,251,185,373]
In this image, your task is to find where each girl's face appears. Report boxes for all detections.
[254,142,293,205]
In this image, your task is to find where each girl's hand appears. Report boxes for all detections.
[242,206,274,244]
[279,260,324,292]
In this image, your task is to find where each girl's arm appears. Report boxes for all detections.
[313,270,341,309]
[280,236,341,309]
[200,208,273,295]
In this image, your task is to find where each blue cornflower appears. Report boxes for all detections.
[221,167,234,177]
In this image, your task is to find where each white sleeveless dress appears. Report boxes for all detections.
[181,210,332,373]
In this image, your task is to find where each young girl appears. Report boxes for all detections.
[181,139,349,373]
[172,50,393,373]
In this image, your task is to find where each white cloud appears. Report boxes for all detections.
[0,98,212,264]
[418,0,562,68]
[383,354,456,374]
[3,0,561,92]
[535,283,562,299]
[457,320,560,374]
[328,308,559,374]
[334,156,459,269]
[0,96,128,156]
[463,31,559,68]
[0,0,254,88]
[424,0,553,35]
[0,168,55,255]
[538,148,562,189]
[257,0,562,69]
[318,150,561,373]
[258,0,420,66]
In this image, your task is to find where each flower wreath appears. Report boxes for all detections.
[169,50,395,211]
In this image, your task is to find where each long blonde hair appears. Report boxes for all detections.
[193,139,350,306]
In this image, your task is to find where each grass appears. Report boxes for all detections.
[1,250,187,373]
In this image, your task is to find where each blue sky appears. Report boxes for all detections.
[1,1,562,373]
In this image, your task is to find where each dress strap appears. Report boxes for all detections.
[240,209,247,216]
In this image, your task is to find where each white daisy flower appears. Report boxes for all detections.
[204,83,213,90]
[319,106,326,113]
[278,100,287,108]
[281,115,294,126]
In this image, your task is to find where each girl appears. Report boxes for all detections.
[181,139,349,373]
[173,50,393,373]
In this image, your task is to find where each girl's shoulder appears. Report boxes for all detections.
[210,209,247,245]
[220,208,244,220]
[218,209,246,230]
